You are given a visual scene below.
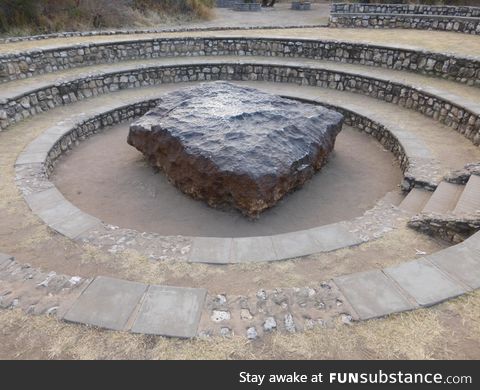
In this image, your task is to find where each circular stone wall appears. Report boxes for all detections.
[52,121,403,237]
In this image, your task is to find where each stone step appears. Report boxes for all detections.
[453,174,480,216]
[422,181,465,214]
[2,55,480,117]
[398,188,432,214]
[0,28,475,59]
[63,276,207,338]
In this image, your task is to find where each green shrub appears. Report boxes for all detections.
[0,0,40,32]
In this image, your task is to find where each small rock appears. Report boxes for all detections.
[316,301,326,310]
[272,291,288,305]
[304,318,316,330]
[284,314,296,333]
[211,310,231,322]
[198,331,212,339]
[256,289,267,301]
[320,281,331,290]
[240,308,253,320]
[46,306,59,316]
[220,327,232,337]
[263,316,277,332]
[247,327,258,340]
[69,276,82,285]
[214,294,227,306]
[38,272,56,287]
[341,314,353,326]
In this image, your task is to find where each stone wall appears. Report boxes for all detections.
[2,62,480,146]
[329,14,480,35]
[409,164,480,242]
[445,163,480,185]
[331,3,480,18]
[409,213,480,243]
[44,100,160,175]
[43,97,413,192]
[283,96,413,187]
[0,24,326,45]
[1,37,480,86]
[216,0,235,8]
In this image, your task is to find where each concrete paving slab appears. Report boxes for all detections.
[309,223,363,252]
[25,187,66,213]
[422,181,464,214]
[399,188,432,214]
[189,237,233,264]
[232,236,277,262]
[51,211,101,239]
[36,201,82,227]
[131,285,207,338]
[427,245,480,290]
[63,276,147,331]
[454,175,480,215]
[0,253,14,270]
[33,131,63,147]
[334,270,415,320]
[464,232,480,251]
[384,259,467,307]
[15,151,48,166]
[271,230,320,260]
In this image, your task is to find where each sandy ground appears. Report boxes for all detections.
[52,123,402,237]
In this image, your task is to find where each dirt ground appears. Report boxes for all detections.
[52,123,402,237]
[1,289,479,360]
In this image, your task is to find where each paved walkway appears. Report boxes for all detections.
[1,28,480,59]
[3,228,479,337]
[3,55,480,105]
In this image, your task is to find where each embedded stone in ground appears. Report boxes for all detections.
[131,285,207,338]
[128,82,343,217]
[63,276,147,331]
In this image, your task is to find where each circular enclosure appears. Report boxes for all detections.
[52,120,403,238]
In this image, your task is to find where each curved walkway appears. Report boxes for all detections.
[1,28,480,60]
[0,25,479,340]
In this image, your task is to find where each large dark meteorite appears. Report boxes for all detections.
[128,82,344,217]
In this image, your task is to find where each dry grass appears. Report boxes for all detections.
[0,0,214,36]
[1,290,479,360]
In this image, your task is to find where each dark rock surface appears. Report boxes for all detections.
[128,82,343,217]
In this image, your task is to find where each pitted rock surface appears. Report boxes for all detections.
[128,82,343,217]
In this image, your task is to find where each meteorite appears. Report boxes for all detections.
[128,82,343,217]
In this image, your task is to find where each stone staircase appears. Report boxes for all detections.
[400,174,480,217]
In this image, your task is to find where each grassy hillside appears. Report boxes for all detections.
[0,0,214,35]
